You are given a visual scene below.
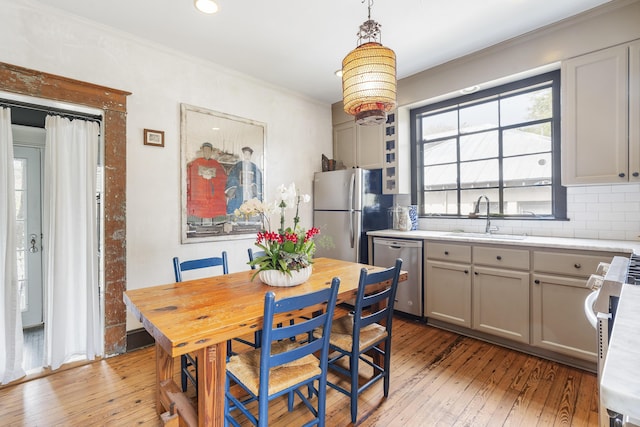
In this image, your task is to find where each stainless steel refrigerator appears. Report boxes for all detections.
[313,168,393,264]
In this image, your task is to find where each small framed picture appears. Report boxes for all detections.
[144,129,165,147]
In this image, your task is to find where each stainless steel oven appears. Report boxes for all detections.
[584,254,640,427]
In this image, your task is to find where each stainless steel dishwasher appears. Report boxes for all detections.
[373,237,423,317]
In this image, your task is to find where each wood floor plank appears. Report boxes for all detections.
[0,317,600,427]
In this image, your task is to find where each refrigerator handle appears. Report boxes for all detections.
[349,172,355,248]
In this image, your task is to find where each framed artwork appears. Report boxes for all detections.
[143,128,165,147]
[180,104,266,243]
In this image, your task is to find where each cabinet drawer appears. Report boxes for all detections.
[426,242,471,263]
[533,251,614,278]
[473,246,529,270]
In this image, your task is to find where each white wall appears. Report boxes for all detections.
[0,0,332,330]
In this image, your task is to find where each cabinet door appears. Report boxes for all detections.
[472,266,530,343]
[333,121,356,169]
[356,124,384,169]
[531,273,597,362]
[562,44,629,185]
[630,40,640,181]
[425,260,471,327]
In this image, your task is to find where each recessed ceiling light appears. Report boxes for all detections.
[460,85,480,94]
[194,0,219,14]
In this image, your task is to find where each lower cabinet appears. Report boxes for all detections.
[423,241,617,367]
[472,266,530,343]
[425,260,471,328]
[531,273,597,362]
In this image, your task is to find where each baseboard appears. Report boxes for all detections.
[126,328,155,352]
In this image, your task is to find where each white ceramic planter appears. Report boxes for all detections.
[258,266,312,287]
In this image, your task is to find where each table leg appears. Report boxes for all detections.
[155,342,174,415]
[196,342,227,427]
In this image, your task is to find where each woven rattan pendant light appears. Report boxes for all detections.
[342,0,396,125]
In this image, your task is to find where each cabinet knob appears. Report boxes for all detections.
[633,172,639,177]
[464,270,469,274]
[496,255,502,261]
[534,279,540,284]
[574,263,581,269]
[444,251,449,255]
[474,271,478,276]
[619,172,626,178]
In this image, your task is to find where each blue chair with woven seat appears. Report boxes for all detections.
[316,258,402,424]
[225,277,340,427]
[173,252,258,394]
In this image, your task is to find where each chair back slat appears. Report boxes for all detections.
[352,259,403,344]
[248,248,266,270]
[173,252,228,282]
[259,278,340,373]
[268,315,325,342]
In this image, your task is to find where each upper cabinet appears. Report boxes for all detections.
[332,120,384,170]
[562,40,640,185]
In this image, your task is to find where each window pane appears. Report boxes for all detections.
[15,190,25,220]
[460,189,499,216]
[14,159,25,190]
[503,153,552,187]
[460,100,498,134]
[16,250,26,281]
[501,87,552,126]
[460,159,499,189]
[503,186,552,215]
[423,190,458,215]
[19,280,27,311]
[424,164,457,190]
[503,124,551,156]
[460,130,498,161]
[15,221,25,250]
[422,110,458,141]
[424,138,457,165]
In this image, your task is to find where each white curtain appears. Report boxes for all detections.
[0,107,25,384]
[43,115,102,370]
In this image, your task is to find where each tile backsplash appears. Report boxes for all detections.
[400,184,640,241]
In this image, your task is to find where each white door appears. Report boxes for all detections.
[13,127,45,328]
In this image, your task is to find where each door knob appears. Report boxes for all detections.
[29,234,39,253]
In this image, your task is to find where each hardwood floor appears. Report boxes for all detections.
[0,317,599,426]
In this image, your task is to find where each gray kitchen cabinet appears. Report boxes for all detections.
[531,273,597,362]
[425,242,472,327]
[472,246,530,343]
[425,260,472,327]
[426,243,530,341]
[562,40,640,184]
[472,266,530,344]
[530,249,620,362]
[332,120,384,169]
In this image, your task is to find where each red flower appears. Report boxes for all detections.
[284,231,298,243]
[304,227,320,242]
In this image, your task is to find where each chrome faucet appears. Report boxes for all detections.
[474,195,497,234]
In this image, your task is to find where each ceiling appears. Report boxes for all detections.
[39,0,612,105]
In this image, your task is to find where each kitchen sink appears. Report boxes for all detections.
[444,232,527,240]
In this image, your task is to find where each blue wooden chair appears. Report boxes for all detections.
[225,278,340,427]
[317,258,402,424]
[172,252,244,394]
[247,247,266,270]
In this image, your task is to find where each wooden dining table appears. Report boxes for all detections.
[123,257,407,427]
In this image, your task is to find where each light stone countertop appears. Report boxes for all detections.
[600,284,640,421]
[367,229,640,254]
